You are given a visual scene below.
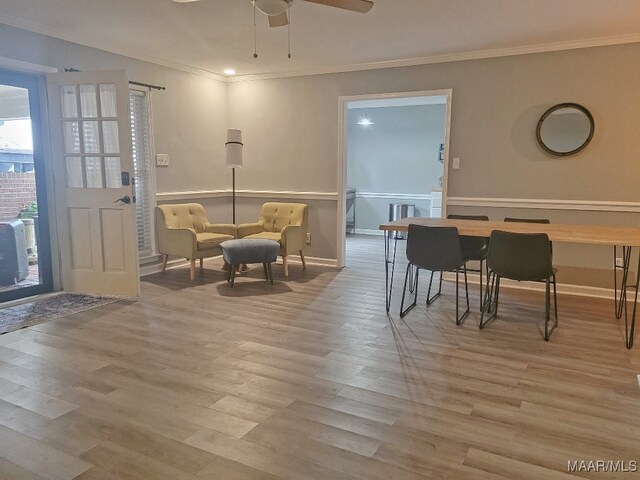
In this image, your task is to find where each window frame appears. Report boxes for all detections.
[129,86,157,262]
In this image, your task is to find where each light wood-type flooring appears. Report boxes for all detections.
[0,234,638,479]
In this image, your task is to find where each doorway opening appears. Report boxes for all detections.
[0,69,53,302]
[338,90,452,267]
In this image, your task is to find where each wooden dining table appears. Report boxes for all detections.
[379,217,640,349]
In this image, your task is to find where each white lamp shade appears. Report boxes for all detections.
[225,129,243,168]
[252,0,292,16]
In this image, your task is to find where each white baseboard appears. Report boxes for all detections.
[353,229,384,236]
[139,256,223,277]
[442,272,615,300]
[287,255,338,267]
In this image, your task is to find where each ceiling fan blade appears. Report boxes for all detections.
[268,11,289,27]
[303,0,373,13]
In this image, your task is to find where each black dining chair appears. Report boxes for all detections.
[480,230,558,340]
[504,217,551,224]
[504,216,553,254]
[400,224,470,325]
[447,214,490,310]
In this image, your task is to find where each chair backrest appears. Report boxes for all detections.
[447,214,490,256]
[156,203,209,233]
[487,230,553,281]
[259,203,308,233]
[447,214,489,221]
[504,217,550,224]
[406,224,464,271]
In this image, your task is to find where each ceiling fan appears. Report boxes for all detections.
[172,0,374,28]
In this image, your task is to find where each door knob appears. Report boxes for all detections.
[113,195,131,204]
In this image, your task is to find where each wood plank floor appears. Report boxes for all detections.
[0,234,638,479]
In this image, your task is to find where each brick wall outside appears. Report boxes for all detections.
[0,172,37,220]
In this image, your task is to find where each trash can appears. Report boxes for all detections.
[388,203,415,239]
[0,220,29,285]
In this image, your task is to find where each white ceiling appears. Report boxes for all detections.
[1,0,640,79]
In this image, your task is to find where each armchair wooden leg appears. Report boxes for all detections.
[299,250,306,270]
[229,265,236,287]
[161,254,168,273]
[283,255,289,277]
[199,258,204,269]
[190,259,196,281]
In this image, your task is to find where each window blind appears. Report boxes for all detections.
[129,90,155,258]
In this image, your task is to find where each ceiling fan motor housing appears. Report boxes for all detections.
[252,0,293,16]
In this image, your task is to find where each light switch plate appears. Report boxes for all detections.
[156,154,169,167]
[452,157,460,169]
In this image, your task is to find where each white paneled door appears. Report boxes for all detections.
[47,70,139,296]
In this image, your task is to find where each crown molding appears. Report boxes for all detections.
[227,33,640,82]
[0,17,226,82]
[3,16,640,83]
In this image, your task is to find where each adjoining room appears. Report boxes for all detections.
[344,93,449,267]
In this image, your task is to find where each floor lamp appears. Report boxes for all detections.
[225,129,243,224]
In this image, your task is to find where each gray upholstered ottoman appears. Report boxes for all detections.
[220,239,280,287]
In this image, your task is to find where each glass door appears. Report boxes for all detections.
[0,69,53,303]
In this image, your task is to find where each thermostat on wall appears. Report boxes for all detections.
[156,154,169,167]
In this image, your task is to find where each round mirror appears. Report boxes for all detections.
[536,103,594,156]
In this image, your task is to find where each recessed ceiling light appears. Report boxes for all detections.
[356,116,374,126]
[223,68,236,75]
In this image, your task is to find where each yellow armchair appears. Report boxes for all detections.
[238,202,308,276]
[155,203,236,281]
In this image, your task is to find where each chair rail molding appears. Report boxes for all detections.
[156,189,339,201]
[356,191,432,201]
[447,196,640,213]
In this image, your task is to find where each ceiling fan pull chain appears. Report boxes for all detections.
[287,5,291,58]
[253,3,258,58]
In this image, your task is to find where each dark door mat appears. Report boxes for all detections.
[0,293,121,335]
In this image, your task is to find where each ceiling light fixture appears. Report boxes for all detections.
[356,115,374,126]
[223,68,236,75]
[172,0,373,60]
[252,0,293,59]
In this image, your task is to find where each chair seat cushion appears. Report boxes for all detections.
[220,239,280,265]
[197,232,234,251]
[244,232,282,244]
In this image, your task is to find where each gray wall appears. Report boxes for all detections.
[228,42,640,285]
[228,43,640,200]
